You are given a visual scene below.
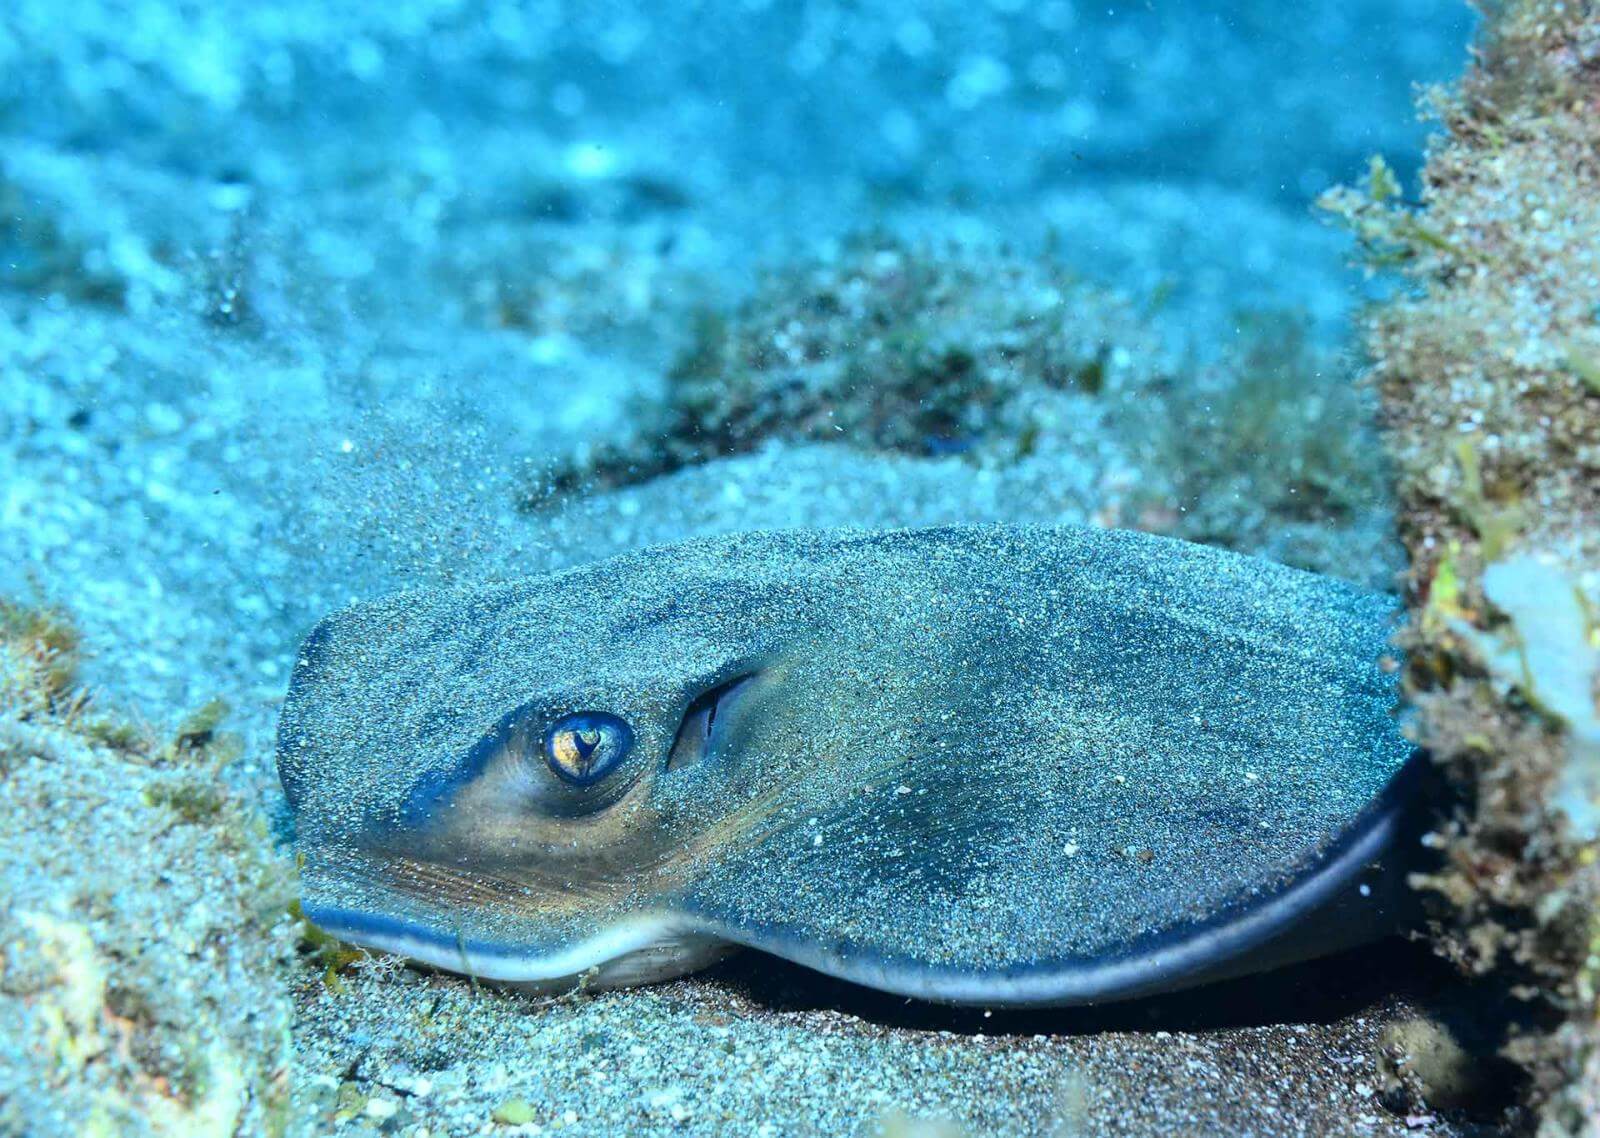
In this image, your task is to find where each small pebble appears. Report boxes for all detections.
[492,1099,536,1126]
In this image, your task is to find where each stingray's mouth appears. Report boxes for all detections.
[301,902,731,987]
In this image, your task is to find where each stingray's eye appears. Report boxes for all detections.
[544,712,634,787]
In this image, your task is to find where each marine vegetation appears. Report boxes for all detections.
[1140,312,1399,584]
[523,235,1166,499]
[0,599,297,1138]
[279,525,1420,1004]
[1321,2,1600,1131]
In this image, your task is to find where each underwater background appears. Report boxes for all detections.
[7,1,1599,1135]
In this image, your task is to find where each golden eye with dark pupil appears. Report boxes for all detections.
[544,712,634,787]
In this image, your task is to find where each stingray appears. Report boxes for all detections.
[277,524,1423,1006]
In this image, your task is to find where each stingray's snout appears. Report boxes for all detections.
[298,848,730,990]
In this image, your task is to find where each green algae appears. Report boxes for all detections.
[143,778,231,825]
[1450,437,1523,562]
[290,899,370,991]
[171,697,232,754]
[1563,346,1600,398]
[1318,155,1474,268]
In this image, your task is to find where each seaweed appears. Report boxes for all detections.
[143,779,230,825]
[0,596,83,712]
[1317,156,1475,268]
[1450,436,1524,561]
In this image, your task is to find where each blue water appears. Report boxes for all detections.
[0,0,1478,721]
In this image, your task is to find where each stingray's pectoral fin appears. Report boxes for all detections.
[675,754,1437,1008]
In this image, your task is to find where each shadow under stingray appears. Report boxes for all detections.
[695,934,1465,1037]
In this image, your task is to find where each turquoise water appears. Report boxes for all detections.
[1,1,1474,676]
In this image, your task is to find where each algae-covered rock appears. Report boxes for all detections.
[1323,3,1600,1130]
[0,601,297,1137]
[531,234,1168,497]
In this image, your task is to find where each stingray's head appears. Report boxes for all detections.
[275,535,875,989]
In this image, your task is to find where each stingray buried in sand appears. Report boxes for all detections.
[277,524,1423,1006]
